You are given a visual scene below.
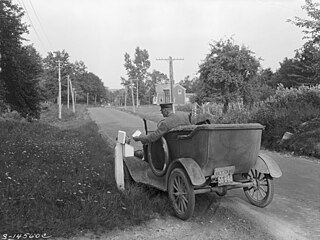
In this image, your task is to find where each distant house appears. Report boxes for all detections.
[153,83,186,105]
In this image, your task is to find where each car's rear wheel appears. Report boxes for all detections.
[243,169,274,207]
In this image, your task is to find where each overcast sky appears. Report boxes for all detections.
[16,0,308,89]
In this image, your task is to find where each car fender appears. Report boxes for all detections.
[254,152,282,178]
[167,158,206,186]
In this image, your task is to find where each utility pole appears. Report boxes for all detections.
[58,60,62,119]
[69,80,75,113]
[124,85,127,109]
[67,75,70,109]
[136,79,139,108]
[130,78,135,112]
[156,56,184,106]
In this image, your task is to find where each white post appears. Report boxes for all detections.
[114,142,125,191]
[114,131,134,191]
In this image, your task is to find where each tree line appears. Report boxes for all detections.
[122,0,320,113]
[0,0,107,119]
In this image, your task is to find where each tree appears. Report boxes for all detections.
[289,0,320,43]
[247,69,276,102]
[41,50,106,105]
[0,0,42,118]
[41,50,73,101]
[79,72,106,104]
[274,0,320,88]
[197,38,260,112]
[179,75,199,93]
[273,42,320,87]
[123,47,151,106]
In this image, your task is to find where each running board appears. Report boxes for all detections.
[124,156,167,191]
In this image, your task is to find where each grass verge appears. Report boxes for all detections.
[0,104,170,238]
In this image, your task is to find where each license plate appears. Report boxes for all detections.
[214,166,235,186]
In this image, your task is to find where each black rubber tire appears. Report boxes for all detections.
[148,137,169,177]
[168,168,195,220]
[243,169,274,207]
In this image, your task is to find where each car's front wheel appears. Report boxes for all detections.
[168,168,195,220]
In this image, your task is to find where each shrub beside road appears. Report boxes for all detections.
[177,85,320,160]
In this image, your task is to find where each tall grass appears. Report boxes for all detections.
[0,104,170,238]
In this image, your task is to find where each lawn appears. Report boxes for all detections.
[118,105,164,123]
[0,104,170,238]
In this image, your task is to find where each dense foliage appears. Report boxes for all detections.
[289,0,320,43]
[271,0,320,88]
[179,85,320,157]
[41,51,106,104]
[196,38,261,112]
[0,0,42,118]
[251,85,320,148]
[0,0,107,119]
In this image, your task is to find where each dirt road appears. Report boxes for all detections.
[87,107,320,240]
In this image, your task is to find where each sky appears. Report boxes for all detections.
[15,0,309,89]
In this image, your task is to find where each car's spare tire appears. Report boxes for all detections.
[147,137,169,177]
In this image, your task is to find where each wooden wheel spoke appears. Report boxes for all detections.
[260,178,268,184]
[174,178,179,189]
[259,185,268,193]
[177,199,182,211]
[255,188,260,200]
[181,198,187,212]
[181,194,188,203]
[258,172,261,180]
[257,189,265,200]
[249,188,255,197]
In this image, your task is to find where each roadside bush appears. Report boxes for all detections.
[279,118,320,157]
[2,110,23,121]
[251,84,320,149]
[175,103,193,112]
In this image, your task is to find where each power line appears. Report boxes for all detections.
[19,0,47,52]
[27,0,52,48]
